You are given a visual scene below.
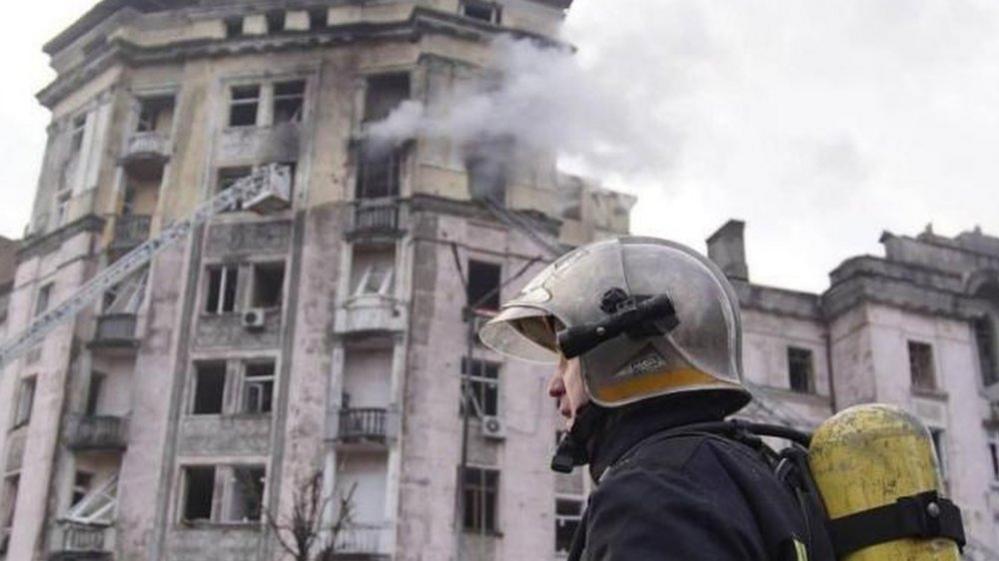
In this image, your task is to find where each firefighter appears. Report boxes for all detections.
[479,237,811,561]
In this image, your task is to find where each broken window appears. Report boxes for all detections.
[204,265,238,314]
[243,362,274,415]
[229,85,260,127]
[85,372,105,416]
[465,136,514,204]
[461,0,502,24]
[192,362,226,415]
[467,260,501,312]
[364,73,410,123]
[136,96,174,133]
[461,358,499,417]
[265,10,285,33]
[251,263,285,309]
[555,497,583,554]
[974,316,998,387]
[226,466,265,522]
[71,471,94,507]
[70,114,87,154]
[308,8,328,30]
[182,466,216,522]
[356,147,401,199]
[273,80,305,124]
[224,17,243,38]
[35,283,53,317]
[461,467,498,532]
[787,347,814,394]
[12,376,36,428]
[908,341,936,391]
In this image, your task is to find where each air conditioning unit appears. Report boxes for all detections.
[242,308,266,330]
[481,416,506,440]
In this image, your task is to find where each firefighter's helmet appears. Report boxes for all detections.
[478,236,749,411]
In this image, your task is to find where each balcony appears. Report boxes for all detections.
[89,314,139,352]
[121,131,170,179]
[109,214,150,252]
[337,408,390,449]
[345,200,405,244]
[49,522,113,561]
[65,414,128,452]
[334,523,392,558]
[334,295,406,335]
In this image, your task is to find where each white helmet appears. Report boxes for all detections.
[479,237,749,412]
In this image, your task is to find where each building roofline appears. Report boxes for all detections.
[44,0,195,55]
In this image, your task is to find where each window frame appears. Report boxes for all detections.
[203,264,239,315]
[228,84,261,128]
[12,376,36,429]
[241,361,275,415]
[461,466,499,533]
[907,340,937,391]
[35,283,53,317]
[250,262,286,310]
[69,114,87,154]
[180,465,217,523]
[554,495,584,554]
[460,0,502,24]
[461,358,500,418]
[223,465,266,523]
[190,362,227,416]
[787,346,815,394]
[467,260,502,312]
[272,80,305,124]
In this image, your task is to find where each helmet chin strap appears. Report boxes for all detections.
[551,403,607,474]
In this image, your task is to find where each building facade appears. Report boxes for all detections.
[0,1,637,560]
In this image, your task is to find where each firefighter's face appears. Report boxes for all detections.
[547,355,589,429]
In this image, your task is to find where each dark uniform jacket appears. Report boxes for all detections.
[567,404,810,561]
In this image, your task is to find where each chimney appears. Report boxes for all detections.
[706,220,749,281]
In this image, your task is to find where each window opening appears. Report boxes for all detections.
[930,427,947,479]
[217,166,253,211]
[227,466,265,522]
[71,472,94,507]
[353,262,394,297]
[787,347,814,393]
[364,74,410,123]
[308,8,328,30]
[229,85,260,127]
[243,362,275,414]
[461,358,499,417]
[555,497,583,554]
[2,475,19,535]
[205,265,238,314]
[85,372,105,416]
[70,114,87,154]
[54,191,71,228]
[192,363,226,414]
[908,341,936,391]
[357,148,401,199]
[273,80,305,124]
[13,377,36,428]
[136,96,174,133]
[461,1,501,24]
[990,440,999,481]
[974,316,998,387]
[265,10,285,33]
[465,136,513,204]
[467,260,501,312]
[251,263,285,309]
[462,467,499,532]
[182,466,216,522]
[224,17,243,38]
[35,283,53,317]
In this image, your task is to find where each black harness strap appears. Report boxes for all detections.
[826,490,966,558]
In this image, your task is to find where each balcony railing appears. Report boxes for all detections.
[346,200,404,242]
[121,131,170,177]
[110,214,150,252]
[338,408,387,442]
[91,314,138,348]
[50,522,112,560]
[334,523,389,555]
[66,414,128,452]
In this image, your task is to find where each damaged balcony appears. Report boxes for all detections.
[109,214,151,252]
[49,522,113,561]
[121,132,170,179]
[65,414,128,452]
[334,294,406,335]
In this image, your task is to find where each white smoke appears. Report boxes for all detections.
[365,36,674,178]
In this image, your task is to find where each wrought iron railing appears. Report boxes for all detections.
[338,408,387,441]
[334,523,386,554]
[110,214,151,251]
[61,523,107,551]
[348,200,401,239]
[66,414,128,451]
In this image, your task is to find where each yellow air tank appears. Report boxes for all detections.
[808,404,960,561]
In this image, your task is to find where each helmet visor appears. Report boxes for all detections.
[478,306,560,364]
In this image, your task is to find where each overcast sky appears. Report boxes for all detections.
[3,1,999,293]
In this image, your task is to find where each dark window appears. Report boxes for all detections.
[364,74,410,123]
[465,136,513,204]
[229,85,260,127]
[273,80,305,124]
[182,466,216,521]
[356,147,401,199]
[224,17,243,38]
[308,8,328,30]
[71,471,94,506]
[70,114,86,154]
[136,96,174,133]
[787,347,814,393]
[205,265,238,314]
[251,263,285,309]
[461,0,501,23]
[555,498,583,554]
[974,316,998,386]
[243,362,275,414]
[192,363,226,414]
[908,341,936,391]
[265,10,285,33]
[35,283,53,317]
[461,467,498,532]
[85,372,105,416]
[13,377,36,428]
[227,466,265,521]
[989,441,999,481]
[467,260,501,311]
[461,358,499,417]
[930,428,947,479]
[3,475,19,531]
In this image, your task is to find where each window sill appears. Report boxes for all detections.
[178,520,262,530]
[461,528,503,538]
[911,387,948,400]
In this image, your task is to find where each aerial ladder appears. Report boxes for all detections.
[0,164,292,368]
